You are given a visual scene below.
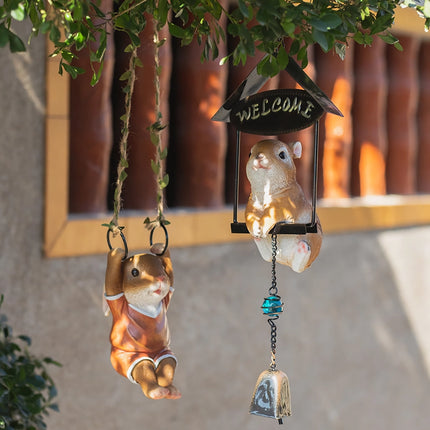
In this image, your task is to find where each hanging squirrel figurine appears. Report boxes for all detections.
[104,243,181,399]
[245,139,323,273]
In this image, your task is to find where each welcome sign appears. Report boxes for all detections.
[230,89,324,135]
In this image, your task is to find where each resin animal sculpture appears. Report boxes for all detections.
[104,243,180,399]
[245,139,322,273]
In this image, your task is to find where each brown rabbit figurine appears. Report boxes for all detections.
[245,139,322,273]
[104,243,181,399]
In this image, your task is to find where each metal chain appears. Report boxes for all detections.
[270,233,278,296]
[269,233,279,369]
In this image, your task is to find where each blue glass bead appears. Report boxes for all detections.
[261,295,284,316]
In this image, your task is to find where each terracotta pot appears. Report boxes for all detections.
[168,12,228,207]
[278,46,316,200]
[351,38,388,196]
[69,0,114,213]
[417,41,430,193]
[386,36,419,194]
[315,46,354,199]
[110,17,172,210]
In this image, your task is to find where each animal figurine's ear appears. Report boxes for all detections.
[289,141,302,159]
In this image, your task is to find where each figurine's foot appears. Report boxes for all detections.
[145,385,170,400]
[291,240,311,273]
[165,384,182,399]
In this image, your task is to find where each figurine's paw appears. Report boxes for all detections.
[108,247,126,261]
[291,240,311,273]
[165,385,182,399]
[150,243,166,255]
[253,236,272,262]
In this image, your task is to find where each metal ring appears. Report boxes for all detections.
[149,223,169,256]
[106,228,128,260]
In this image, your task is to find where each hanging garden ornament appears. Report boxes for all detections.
[212,55,342,271]
[103,22,180,400]
[212,54,342,423]
[105,228,180,400]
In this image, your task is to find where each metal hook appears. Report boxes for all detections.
[149,223,169,256]
[106,228,128,260]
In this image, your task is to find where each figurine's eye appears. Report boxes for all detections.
[279,151,286,160]
[131,268,139,277]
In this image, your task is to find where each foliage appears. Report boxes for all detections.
[0,295,61,430]
[0,1,428,82]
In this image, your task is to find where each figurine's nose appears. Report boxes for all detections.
[254,153,269,169]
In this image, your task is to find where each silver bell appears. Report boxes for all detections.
[249,368,291,423]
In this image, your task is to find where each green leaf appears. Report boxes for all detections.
[48,403,59,412]
[276,46,288,70]
[115,14,131,30]
[43,357,62,367]
[310,13,342,32]
[8,32,25,52]
[238,0,251,18]
[393,41,403,52]
[289,39,300,56]
[157,0,168,26]
[160,147,168,160]
[312,28,329,52]
[91,61,104,86]
[18,335,31,346]
[168,22,186,39]
[49,26,61,44]
[94,30,107,62]
[61,50,75,63]
[257,55,279,77]
[160,174,169,189]
[11,3,26,21]
[119,70,131,81]
[126,30,141,47]
[39,21,51,34]
[281,20,295,36]
[124,44,134,53]
[90,1,105,19]
[151,159,160,174]
[62,63,85,79]
[134,57,143,68]
[353,31,365,45]
[378,32,399,46]
[73,1,84,21]
[0,25,9,47]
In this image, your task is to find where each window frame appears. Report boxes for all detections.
[44,21,430,258]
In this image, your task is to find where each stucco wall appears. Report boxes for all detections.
[1,29,430,430]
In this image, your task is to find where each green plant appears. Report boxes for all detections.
[0,1,429,82]
[0,295,61,430]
